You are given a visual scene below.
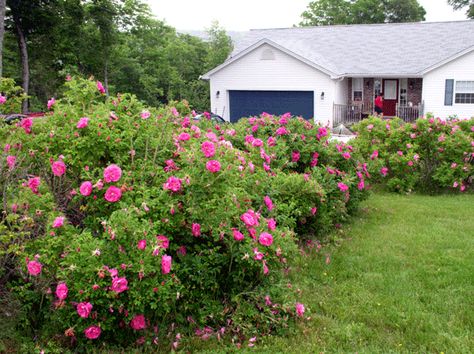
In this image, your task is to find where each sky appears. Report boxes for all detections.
[147,0,469,31]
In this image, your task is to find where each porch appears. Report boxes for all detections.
[333,77,424,126]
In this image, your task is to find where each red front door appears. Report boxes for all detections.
[382,79,398,116]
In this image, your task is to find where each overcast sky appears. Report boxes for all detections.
[147,0,469,31]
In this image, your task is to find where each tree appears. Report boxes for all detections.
[6,0,59,113]
[300,0,426,26]
[448,0,474,18]
[205,21,233,71]
[300,0,352,26]
[0,0,6,77]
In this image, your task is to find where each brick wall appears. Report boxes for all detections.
[407,78,423,105]
[363,78,374,111]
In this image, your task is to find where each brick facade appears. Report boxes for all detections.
[407,78,423,105]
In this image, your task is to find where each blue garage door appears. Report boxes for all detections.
[229,90,314,123]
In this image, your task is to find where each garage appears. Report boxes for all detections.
[229,90,314,122]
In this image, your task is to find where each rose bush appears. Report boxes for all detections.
[1,77,372,350]
[353,116,474,193]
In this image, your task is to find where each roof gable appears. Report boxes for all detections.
[201,38,336,80]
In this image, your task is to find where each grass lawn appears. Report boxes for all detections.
[195,193,474,353]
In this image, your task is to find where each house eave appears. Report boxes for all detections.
[334,73,424,79]
[420,45,474,75]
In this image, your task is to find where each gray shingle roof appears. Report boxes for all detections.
[230,21,474,77]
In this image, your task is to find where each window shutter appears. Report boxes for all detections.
[445,79,454,106]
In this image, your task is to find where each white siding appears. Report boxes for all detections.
[422,50,474,119]
[209,44,335,125]
[334,78,348,104]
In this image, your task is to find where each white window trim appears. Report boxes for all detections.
[352,78,363,102]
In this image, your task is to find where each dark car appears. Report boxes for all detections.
[2,112,46,125]
[193,112,226,123]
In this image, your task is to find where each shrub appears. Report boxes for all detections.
[1,77,370,350]
[353,116,474,193]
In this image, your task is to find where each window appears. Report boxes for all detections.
[374,79,382,97]
[352,78,363,101]
[455,81,474,104]
[399,79,407,105]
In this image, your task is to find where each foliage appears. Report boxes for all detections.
[352,116,474,193]
[0,77,372,350]
[0,77,27,114]
[448,0,474,19]
[3,0,231,112]
[300,0,426,26]
[191,193,474,352]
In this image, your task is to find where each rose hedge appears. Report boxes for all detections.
[1,77,370,350]
[352,116,474,193]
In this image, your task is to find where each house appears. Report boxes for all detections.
[201,20,474,126]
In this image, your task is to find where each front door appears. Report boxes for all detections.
[382,79,398,116]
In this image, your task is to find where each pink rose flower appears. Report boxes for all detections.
[20,117,33,134]
[275,127,288,136]
[264,196,274,211]
[358,179,365,190]
[80,181,93,196]
[111,277,128,293]
[47,97,55,110]
[292,151,300,163]
[380,167,389,177]
[27,260,42,276]
[370,150,379,160]
[140,110,151,120]
[161,255,172,274]
[84,325,101,340]
[0,95,6,104]
[77,302,93,318]
[103,164,122,183]
[163,176,182,192]
[258,232,273,247]
[201,141,216,158]
[267,218,276,231]
[342,152,351,160]
[104,186,122,203]
[27,176,41,194]
[51,160,66,177]
[6,155,16,170]
[137,239,147,250]
[232,228,244,241]
[76,117,89,128]
[252,139,263,147]
[55,282,68,300]
[192,223,201,237]
[178,132,191,141]
[52,216,65,228]
[130,314,147,330]
[337,182,349,192]
[156,235,169,249]
[267,136,276,146]
[240,210,259,227]
[97,81,105,94]
[296,303,305,317]
[206,160,221,173]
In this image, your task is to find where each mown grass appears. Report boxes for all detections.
[193,193,474,353]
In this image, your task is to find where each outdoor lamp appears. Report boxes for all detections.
[216,90,220,98]
[321,92,325,100]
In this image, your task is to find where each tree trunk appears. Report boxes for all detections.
[15,20,28,114]
[104,58,109,96]
[0,0,6,78]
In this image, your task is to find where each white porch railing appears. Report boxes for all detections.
[396,102,424,122]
